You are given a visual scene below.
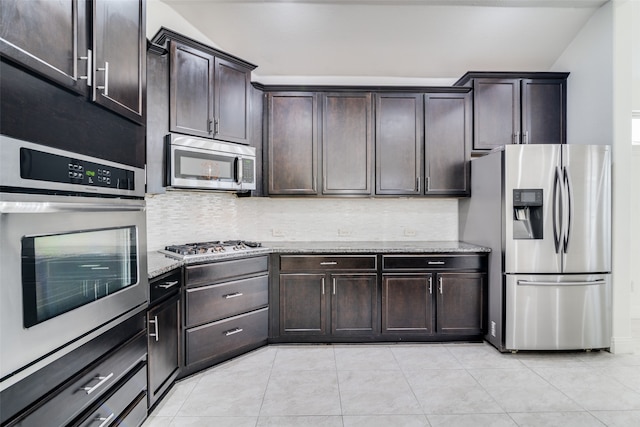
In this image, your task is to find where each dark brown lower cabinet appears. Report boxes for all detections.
[147,294,180,409]
[382,274,434,334]
[181,256,269,377]
[279,272,378,337]
[382,270,486,338]
[436,272,485,335]
[274,253,486,342]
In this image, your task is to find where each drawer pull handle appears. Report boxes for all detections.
[158,280,179,289]
[428,261,445,265]
[95,413,115,427]
[439,277,443,294]
[224,292,244,299]
[225,327,244,336]
[80,372,114,395]
[320,261,338,265]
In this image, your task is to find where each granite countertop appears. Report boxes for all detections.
[148,241,489,279]
[147,251,183,279]
[261,241,490,254]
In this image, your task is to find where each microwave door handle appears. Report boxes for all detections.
[236,156,243,185]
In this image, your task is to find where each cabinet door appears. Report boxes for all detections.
[93,0,145,123]
[0,0,88,94]
[322,93,373,195]
[424,92,471,195]
[382,274,433,334]
[375,93,423,195]
[170,42,215,138]
[279,273,326,335]
[436,273,485,335]
[473,79,520,150]
[148,295,180,407]
[521,79,566,145]
[331,274,378,335]
[214,57,251,144]
[267,92,318,195]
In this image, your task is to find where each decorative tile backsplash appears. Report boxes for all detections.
[146,191,458,251]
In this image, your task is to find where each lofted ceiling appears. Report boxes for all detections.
[158,0,608,84]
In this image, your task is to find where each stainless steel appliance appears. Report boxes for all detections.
[166,134,256,192]
[161,240,267,264]
[459,144,611,351]
[0,135,148,388]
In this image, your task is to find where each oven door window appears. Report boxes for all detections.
[175,148,236,182]
[21,226,138,327]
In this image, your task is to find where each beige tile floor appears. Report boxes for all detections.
[144,320,640,426]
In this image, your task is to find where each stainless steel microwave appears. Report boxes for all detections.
[166,134,256,192]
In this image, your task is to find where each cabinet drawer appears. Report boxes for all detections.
[186,256,268,287]
[73,363,146,427]
[382,255,485,271]
[185,307,268,367]
[16,333,146,427]
[150,269,182,303]
[186,274,268,327]
[280,255,377,271]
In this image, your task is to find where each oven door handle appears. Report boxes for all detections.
[0,201,144,214]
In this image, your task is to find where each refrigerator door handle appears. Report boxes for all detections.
[552,166,563,253]
[517,279,607,286]
[562,166,573,253]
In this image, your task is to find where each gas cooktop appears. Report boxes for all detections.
[161,240,266,261]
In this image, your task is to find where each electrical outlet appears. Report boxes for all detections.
[271,228,284,237]
[404,228,416,237]
[338,228,352,237]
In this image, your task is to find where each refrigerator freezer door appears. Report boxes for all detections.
[504,274,612,350]
[561,145,611,273]
[504,145,562,273]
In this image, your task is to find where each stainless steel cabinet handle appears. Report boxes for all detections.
[96,61,109,95]
[80,372,114,395]
[321,277,325,295]
[523,131,529,144]
[214,118,220,135]
[333,278,336,295]
[416,177,421,192]
[320,261,337,266]
[95,413,115,427]
[158,280,179,289]
[514,131,521,144]
[438,277,443,294]
[428,276,432,294]
[425,176,430,192]
[79,49,92,86]
[224,292,244,299]
[428,261,445,265]
[149,315,159,342]
[225,327,243,336]
[207,119,213,133]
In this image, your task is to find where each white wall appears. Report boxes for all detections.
[552,0,636,351]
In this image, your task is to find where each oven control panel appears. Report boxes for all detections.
[20,147,135,190]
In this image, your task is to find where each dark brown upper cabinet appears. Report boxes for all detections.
[424,92,472,196]
[152,28,256,144]
[266,92,319,195]
[169,42,215,139]
[1,0,146,124]
[375,93,423,195]
[321,93,373,196]
[455,72,568,151]
[92,0,146,124]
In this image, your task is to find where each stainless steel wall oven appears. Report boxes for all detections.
[0,135,148,389]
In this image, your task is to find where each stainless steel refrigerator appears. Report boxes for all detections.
[459,144,611,351]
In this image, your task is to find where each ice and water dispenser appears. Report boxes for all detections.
[512,189,543,239]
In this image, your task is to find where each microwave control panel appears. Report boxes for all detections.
[20,147,135,190]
